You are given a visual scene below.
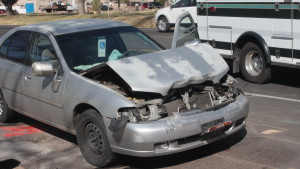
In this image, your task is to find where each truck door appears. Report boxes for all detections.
[271,0,293,63]
[207,4,233,57]
[293,0,300,64]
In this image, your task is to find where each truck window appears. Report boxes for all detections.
[172,0,190,8]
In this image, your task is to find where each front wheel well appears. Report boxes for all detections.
[232,32,271,73]
[235,36,263,55]
[157,15,168,24]
[73,103,100,127]
[234,32,270,64]
[158,15,167,20]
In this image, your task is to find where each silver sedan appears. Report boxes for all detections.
[0,13,248,167]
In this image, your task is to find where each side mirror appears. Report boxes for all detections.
[32,62,54,77]
[31,62,62,93]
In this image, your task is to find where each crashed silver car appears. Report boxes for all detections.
[0,12,248,167]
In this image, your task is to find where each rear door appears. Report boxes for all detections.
[0,31,31,110]
[206,2,232,56]
[293,0,300,64]
[271,0,293,63]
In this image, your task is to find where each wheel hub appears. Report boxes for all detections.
[86,123,104,155]
[252,56,263,72]
[158,20,166,31]
[245,50,264,76]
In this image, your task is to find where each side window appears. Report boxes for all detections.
[191,0,196,6]
[28,33,60,70]
[0,37,11,58]
[173,0,190,7]
[6,31,31,64]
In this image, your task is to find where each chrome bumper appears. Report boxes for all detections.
[106,94,249,157]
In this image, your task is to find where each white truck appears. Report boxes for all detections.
[197,0,300,83]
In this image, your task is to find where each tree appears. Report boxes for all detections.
[91,0,101,14]
[78,0,86,15]
[115,0,129,9]
[156,0,169,6]
[0,0,18,15]
[91,0,99,11]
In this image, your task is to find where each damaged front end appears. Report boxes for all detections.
[90,70,242,131]
[81,45,249,156]
[117,76,240,125]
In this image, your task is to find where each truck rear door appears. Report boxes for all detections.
[271,0,293,63]
[293,0,300,64]
[206,2,233,57]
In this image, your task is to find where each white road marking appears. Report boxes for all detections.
[247,122,288,130]
[213,154,278,169]
[245,93,300,103]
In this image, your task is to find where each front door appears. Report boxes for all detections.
[172,11,199,48]
[22,32,65,124]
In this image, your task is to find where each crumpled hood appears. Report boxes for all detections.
[106,43,229,96]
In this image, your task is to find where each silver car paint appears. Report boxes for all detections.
[0,24,136,133]
[105,94,248,157]
[20,19,131,36]
[107,43,229,96]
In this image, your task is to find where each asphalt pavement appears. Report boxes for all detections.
[0,26,300,169]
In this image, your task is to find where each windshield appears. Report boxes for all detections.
[56,26,163,72]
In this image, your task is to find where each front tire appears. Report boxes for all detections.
[76,109,115,167]
[240,42,271,83]
[157,16,170,32]
[0,90,14,123]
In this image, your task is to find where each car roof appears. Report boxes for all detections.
[16,19,131,36]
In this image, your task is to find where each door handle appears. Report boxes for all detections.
[25,75,32,80]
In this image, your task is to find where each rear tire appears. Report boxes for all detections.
[240,42,271,83]
[76,109,116,167]
[0,89,14,123]
[157,16,170,32]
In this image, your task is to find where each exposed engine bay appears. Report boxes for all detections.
[83,66,241,130]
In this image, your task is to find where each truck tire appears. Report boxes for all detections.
[0,89,15,123]
[157,16,170,32]
[240,42,271,84]
[76,109,116,167]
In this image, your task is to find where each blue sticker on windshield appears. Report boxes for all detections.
[99,42,105,49]
[98,36,106,57]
